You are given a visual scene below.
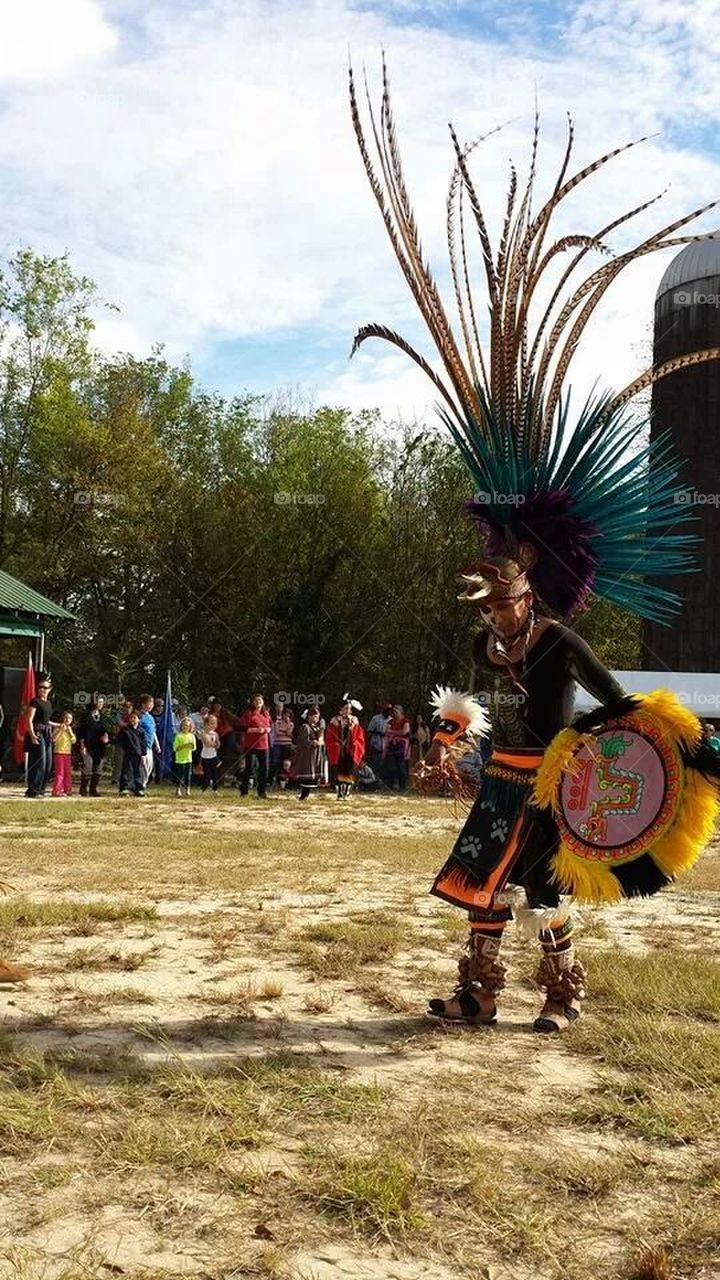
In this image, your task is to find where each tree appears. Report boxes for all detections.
[0,249,98,567]
[0,245,643,713]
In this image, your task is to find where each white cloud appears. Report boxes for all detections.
[0,0,116,81]
[0,0,717,416]
[315,347,437,421]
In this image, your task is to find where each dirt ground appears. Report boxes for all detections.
[0,785,717,1280]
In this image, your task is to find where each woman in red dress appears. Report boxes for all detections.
[325,697,365,800]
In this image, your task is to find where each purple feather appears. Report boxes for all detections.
[465,489,600,617]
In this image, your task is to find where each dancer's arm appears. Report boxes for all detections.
[565,630,624,704]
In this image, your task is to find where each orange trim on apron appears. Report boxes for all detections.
[433,809,526,909]
[432,748,545,910]
[490,749,544,770]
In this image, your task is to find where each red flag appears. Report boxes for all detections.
[13,655,36,765]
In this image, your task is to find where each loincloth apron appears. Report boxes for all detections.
[431,748,560,911]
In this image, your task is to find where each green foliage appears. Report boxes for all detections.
[575,597,641,669]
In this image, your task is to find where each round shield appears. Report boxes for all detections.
[557,716,683,864]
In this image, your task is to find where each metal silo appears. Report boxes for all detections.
[644,241,720,671]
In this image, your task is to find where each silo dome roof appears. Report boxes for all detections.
[656,236,720,299]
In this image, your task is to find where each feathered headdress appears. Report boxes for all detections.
[342,692,363,711]
[349,60,720,622]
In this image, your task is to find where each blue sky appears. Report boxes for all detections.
[0,0,718,418]
[355,0,569,44]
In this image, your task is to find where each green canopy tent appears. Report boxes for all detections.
[0,569,74,673]
[0,571,74,774]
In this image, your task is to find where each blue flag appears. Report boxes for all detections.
[159,670,175,781]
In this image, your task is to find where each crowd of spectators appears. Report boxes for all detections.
[21,678,434,801]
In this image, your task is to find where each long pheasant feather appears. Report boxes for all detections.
[349,60,720,624]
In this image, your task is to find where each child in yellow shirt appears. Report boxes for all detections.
[173,716,197,797]
[52,712,76,797]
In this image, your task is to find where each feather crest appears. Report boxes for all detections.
[350,61,720,621]
[429,686,490,738]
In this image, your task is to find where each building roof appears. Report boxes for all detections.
[0,569,74,621]
[575,670,719,717]
[656,237,720,299]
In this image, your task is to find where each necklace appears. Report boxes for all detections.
[489,609,536,693]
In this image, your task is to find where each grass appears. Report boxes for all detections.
[625,1246,675,1280]
[0,896,156,931]
[0,795,449,894]
[303,1119,558,1262]
[587,951,720,1020]
[454,1155,551,1259]
[683,850,720,892]
[202,983,258,1017]
[530,1147,649,1198]
[254,907,290,937]
[258,978,285,999]
[202,920,241,959]
[109,1102,263,1173]
[581,909,614,941]
[0,792,717,1280]
[425,907,468,945]
[0,1044,390,1183]
[627,1192,720,1277]
[94,985,156,1006]
[54,982,156,1012]
[301,987,335,1013]
[62,944,155,971]
[297,911,406,978]
[353,977,416,1013]
[307,1147,426,1238]
[569,950,720,1145]
[640,924,714,951]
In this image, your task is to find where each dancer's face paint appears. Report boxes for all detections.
[480,592,532,638]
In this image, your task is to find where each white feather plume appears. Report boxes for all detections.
[342,693,363,711]
[514,903,580,942]
[429,686,490,738]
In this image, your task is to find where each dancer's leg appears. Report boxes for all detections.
[427,907,511,1024]
[533,915,586,1033]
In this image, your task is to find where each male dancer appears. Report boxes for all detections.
[424,558,622,1031]
[349,69,720,1032]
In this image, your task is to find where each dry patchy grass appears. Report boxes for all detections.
[683,850,720,892]
[301,987,335,1014]
[570,950,720,1145]
[307,1146,426,1238]
[297,911,406,978]
[61,944,156,972]
[0,795,448,896]
[0,794,718,1280]
[0,1043,390,1182]
[352,977,417,1013]
[0,896,156,931]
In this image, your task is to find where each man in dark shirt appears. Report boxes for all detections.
[425,557,623,1033]
[25,675,55,798]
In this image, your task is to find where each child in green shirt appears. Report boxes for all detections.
[173,717,197,796]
